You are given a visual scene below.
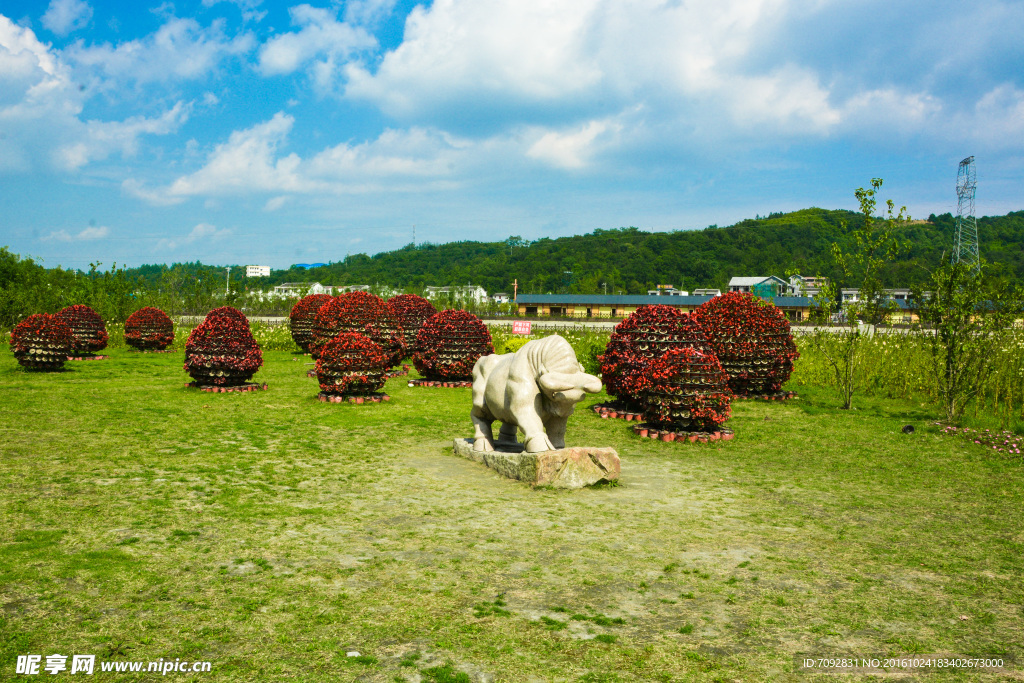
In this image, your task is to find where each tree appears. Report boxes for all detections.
[913,260,1022,423]
[809,179,909,409]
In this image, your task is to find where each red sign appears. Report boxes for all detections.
[512,320,532,335]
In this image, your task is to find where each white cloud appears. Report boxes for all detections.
[57,101,190,170]
[66,17,254,85]
[344,0,399,27]
[129,115,473,204]
[42,0,93,36]
[42,225,109,241]
[201,0,267,23]
[257,4,376,91]
[0,16,187,173]
[156,222,232,251]
[526,119,620,170]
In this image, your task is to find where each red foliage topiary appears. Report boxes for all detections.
[125,307,175,351]
[386,294,438,354]
[413,309,494,380]
[309,292,403,367]
[598,305,711,406]
[693,291,799,395]
[54,305,108,354]
[638,347,732,432]
[184,307,263,386]
[289,294,333,353]
[9,313,73,371]
[315,332,389,395]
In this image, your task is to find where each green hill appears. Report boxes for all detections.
[244,208,1024,295]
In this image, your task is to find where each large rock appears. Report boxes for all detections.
[453,438,620,489]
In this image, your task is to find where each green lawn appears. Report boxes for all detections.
[1,348,1022,681]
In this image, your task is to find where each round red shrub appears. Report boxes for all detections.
[386,294,438,354]
[693,292,799,395]
[310,292,403,367]
[184,307,263,386]
[413,310,494,380]
[54,305,108,353]
[125,307,175,351]
[638,347,732,432]
[289,294,333,353]
[598,305,710,406]
[315,332,389,395]
[10,313,73,371]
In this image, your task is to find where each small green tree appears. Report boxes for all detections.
[809,179,909,409]
[913,260,1022,423]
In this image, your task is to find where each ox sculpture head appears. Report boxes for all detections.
[537,367,603,417]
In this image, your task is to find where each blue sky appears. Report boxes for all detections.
[1,0,1022,270]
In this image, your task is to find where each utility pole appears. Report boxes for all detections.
[225,266,231,296]
[413,225,416,247]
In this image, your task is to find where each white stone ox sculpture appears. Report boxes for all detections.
[471,335,603,453]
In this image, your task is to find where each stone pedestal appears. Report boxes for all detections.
[452,438,620,489]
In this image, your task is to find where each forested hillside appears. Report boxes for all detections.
[5,208,1023,328]
[238,208,1024,295]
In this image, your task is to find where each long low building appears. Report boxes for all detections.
[516,294,820,322]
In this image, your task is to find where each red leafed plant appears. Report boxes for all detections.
[184,306,263,386]
[310,292,403,367]
[386,294,438,354]
[289,294,333,353]
[693,291,799,395]
[125,307,175,351]
[598,305,711,407]
[54,305,108,353]
[315,332,389,395]
[413,309,494,380]
[9,313,73,371]
[638,347,732,431]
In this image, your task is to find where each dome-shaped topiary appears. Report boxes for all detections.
[184,307,263,386]
[598,305,710,407]
[309,292,403,367]
[315,332,389,396]
[638,347,732,432]
[125,307,175,351]
[693,292,799,396]
[413,310,494,381]
[10,313,73,371]
[386,294,437,354]
[289,294,333,353]
[54,305,108,354]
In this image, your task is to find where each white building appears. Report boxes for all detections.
[424,285,488,303]
[272,282,335,298]
[492,292,510,304]
[647,286,689,296]
[692,288,721,296]
[246,265,271,277]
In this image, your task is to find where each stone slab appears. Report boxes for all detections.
[452,438,620,489]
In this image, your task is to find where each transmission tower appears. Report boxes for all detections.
[952,155,979,275]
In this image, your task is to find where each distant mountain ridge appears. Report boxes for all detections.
[127,208,1024,295]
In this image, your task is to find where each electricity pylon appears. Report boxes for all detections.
[952,156,979,275]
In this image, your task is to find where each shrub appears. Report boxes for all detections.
[54,305,108,354]
[413,310,494,380]
[386,294,438,354]
[184,307,263,386]
[599,305,710,406]
[289,294,333,353]
[639,347,732,431]
[694,291,799,395]
[124,307,175,351]
[10,313,73,371]
[315,333,388,395]
[310,292,403,367]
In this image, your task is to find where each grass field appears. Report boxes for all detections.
[1,347,1023,681]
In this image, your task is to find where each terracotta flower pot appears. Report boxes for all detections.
[638,428,648,437]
